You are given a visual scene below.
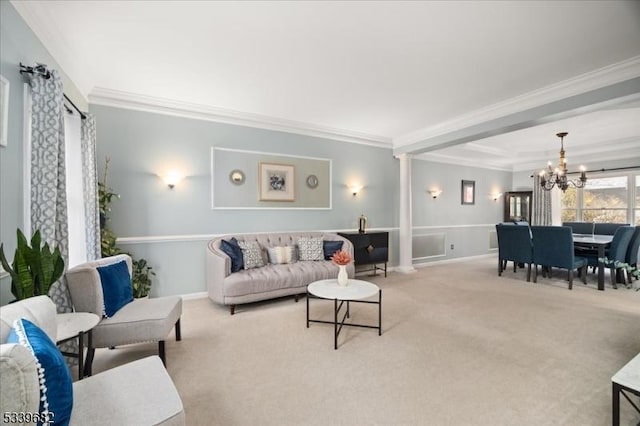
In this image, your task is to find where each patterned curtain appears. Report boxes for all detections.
[532,175,552,226]
[28,69,72,314]
[81,114,101,260]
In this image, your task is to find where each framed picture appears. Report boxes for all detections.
[259,162,295,201]
[0,75,9,147]
[461,180,475,205]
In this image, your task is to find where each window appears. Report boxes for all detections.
[561,171,639,224]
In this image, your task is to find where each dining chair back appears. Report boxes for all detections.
[584,226,635,288]
[594,223,630,236]
[562,221,594,235]
[625,227,640,284]
[495,223,533,281]
[530,226,587,289]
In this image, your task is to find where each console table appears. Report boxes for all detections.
[338,231,388,277]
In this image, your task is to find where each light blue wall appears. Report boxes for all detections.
[411,160,511,263]
[0,2,86,305]
[90,104,399,296]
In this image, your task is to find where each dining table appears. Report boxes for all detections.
[572,234,614,291]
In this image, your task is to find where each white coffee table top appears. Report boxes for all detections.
[612,352,640,391]
[308,279,379,301]
[56,312,100,342]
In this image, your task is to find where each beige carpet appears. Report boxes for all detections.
[90,256,640,425]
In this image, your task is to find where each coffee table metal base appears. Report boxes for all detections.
[306,288,382,350]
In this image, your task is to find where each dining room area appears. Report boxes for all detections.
[497,168,640,292]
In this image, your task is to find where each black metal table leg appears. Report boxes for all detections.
[334,298,338,350]
[306,289,309,328]
[613,382,620,426]
[77,331,84,380]
[378,290,382,336]
[85,330,94,377]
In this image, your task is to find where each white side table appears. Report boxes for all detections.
[306,279,382,350]
[56,312,100,380]
[612,352,640,425]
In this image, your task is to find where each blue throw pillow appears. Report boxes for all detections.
[323,240,344,260]
[7,318,73,426]
[221,238,244,273]
[97,260,133,317]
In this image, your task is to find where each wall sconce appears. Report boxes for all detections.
[428,189,443,199]
[162,171,183,189]
[350,184,362,196]
[492,192,503,202]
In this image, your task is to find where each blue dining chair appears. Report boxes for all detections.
[583,226,635,289]
[496,223,533,281]
[625,227,640,285]
[531,226,587,289]
[562,221,595,235]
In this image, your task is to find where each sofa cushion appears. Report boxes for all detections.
[267,246,295,264]
[97,260,134,317]
[223,261,340,297]
[238,241,265,269]
[7,318,73,426]
[298,237,324,261]
[323,240,344,260]
[220,238,244,273]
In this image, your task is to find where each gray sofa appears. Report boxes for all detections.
[206,232,354,314]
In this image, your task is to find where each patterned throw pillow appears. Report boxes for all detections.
[298,237,324,261]
[238,241,265,269]
[267,246,295,264]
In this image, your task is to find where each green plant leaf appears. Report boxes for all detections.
[14,250,34,299]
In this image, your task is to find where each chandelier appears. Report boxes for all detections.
[539,132,587,192]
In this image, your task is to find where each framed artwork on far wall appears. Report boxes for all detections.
[0,75,9,147]
[461,180,475,205]
[259,162,295,201]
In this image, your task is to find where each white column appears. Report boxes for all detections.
[397,153,416,274]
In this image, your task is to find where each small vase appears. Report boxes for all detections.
[337,265,348,287]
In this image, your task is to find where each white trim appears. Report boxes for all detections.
[116,227,399,245]
[210,147,333,210]
[394,56,640,147]
[181,292,208,301]
[414,152,513,172]
[412,254,447,261]
[0,75,9,147]
[413,253,496,268]
[89,87,392,148]
[413,224,496,230]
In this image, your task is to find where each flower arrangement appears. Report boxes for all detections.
[331,250,352,266]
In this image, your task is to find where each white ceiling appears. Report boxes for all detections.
[12,0,640,170]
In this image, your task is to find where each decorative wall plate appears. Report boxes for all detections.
[229,169,245,185]
[306,174,319,189]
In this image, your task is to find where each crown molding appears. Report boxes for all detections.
[413,152,513,172]
[394,56,640,148]
[89,88,393,148]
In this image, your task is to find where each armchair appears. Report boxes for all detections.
[64,254,182,373]
[0,296,185,425]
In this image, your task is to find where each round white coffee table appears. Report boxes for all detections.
[56,312,100,379]
[306,279,382,349]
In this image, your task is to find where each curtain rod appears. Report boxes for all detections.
[529,165,640,178]
[19,63,87,119]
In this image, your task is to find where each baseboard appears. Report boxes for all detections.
[181,291,208,301]
[413,253,496,268]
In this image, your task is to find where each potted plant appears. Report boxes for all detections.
[0,229,65,300]
[131,258,155,298]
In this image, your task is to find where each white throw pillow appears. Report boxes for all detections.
[267,246,294,264]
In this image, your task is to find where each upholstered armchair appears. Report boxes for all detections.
[0,296,185,425]
[65,254,182,373]
[496,223,534,281]
[531,226,587,289]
